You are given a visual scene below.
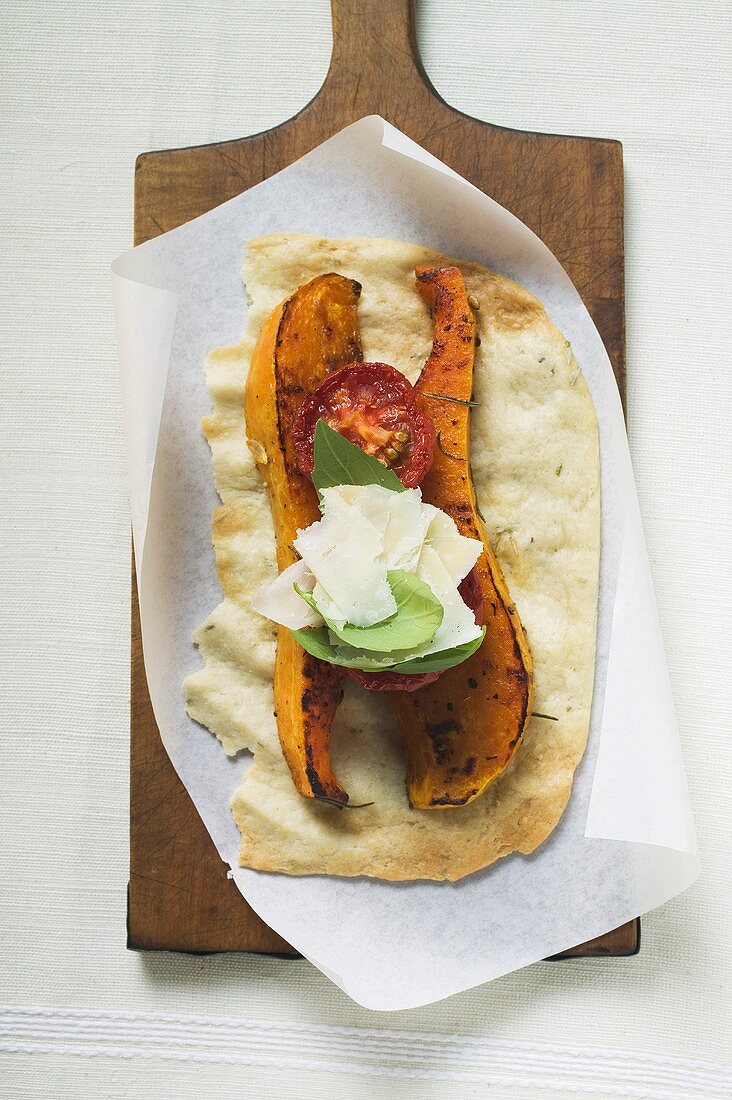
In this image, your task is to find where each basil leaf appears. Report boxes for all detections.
[333,627,487,674]
[290,623,486,675]
[387,629,486,673]
[290,626,394,670]
[296,570,443,654]
[293,584,322,615]
[312,419,405,497]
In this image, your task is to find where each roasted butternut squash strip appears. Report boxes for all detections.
[245,274,363,804]
[390,266,534,808]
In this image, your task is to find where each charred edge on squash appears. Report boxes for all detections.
[429,790,479,807]
[273,297,296,464]
[448,756,477,778]
[302,659,347,800]
[302,656,345,706]
[425,718,461,766]
[508,636,531,750]
[304,742,348,805]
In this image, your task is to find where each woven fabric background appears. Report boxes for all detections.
[1,1,730,1096]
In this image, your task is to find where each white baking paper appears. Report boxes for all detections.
[112,117,699,1010]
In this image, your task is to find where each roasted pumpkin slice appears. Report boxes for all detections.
[245,274,363,804]
[390,266,534,809]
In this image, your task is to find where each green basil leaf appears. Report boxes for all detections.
[290,623,486,675]
[289,626,394,670]
[312,419,405,497]
[296,570,443,654]
[293,584,321,616]
[332,627,486,673]
[387,629,486,673]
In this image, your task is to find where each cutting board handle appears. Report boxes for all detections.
[322,0,437,114]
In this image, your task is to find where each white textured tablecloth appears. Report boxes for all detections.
[1,1,730,1097]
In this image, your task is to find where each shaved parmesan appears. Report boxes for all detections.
[256,482,483,655]
[415,546,482,654]
[251,559,322,630]
[421,505,482,585]
[327,484,430,573]
[329,545,482,669]
[295,488,396,627]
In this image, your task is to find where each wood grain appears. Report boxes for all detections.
[129,0,638,959]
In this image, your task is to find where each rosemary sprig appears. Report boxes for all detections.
[531,711,559,721]
[315,795,375,810]
[421,391,480,408]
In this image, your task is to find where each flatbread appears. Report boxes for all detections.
[183,233,600,881]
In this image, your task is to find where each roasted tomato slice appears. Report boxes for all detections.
[347,567,484,693]
[458,566,484,628]
[292,362,435,488]
[347,666,442,693]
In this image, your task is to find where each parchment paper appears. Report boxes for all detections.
[112,117,698,1010]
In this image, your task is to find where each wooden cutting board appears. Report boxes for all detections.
[129,0,638,960]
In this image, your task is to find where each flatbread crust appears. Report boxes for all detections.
[183,233,600,881]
